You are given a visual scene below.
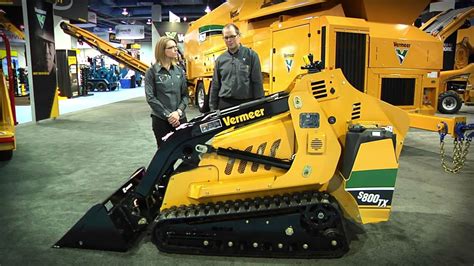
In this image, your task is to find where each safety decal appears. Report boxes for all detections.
[200,119,223,133]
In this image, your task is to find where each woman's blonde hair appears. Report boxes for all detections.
[154,37,178,66]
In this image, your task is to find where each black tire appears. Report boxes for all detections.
[86,82,95,92]
[96,81,108,92]
[195,82,210,113]
[438,90,462,114]
[0,150,13,161]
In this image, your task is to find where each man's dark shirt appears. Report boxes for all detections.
[210,45,264,110]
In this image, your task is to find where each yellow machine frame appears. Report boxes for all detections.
[0,71,15,156]
[162,68,410,224]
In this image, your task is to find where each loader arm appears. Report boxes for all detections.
[59,22,149,74]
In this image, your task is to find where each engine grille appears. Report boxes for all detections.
[381,78,415,106]
[225,139,282,175]
[311,80,327,100]
[335,32,366,92]
[352,102,361,120]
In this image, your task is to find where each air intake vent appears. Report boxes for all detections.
[307,133,325,154]
[224,158,235,175]
[311,138,323,150]
[381,78,415,106]
[336,32,366,92]
[225,140,281,174]
[238,146,253,173]
[265,139,281,170]
[352,102,361,120]
[311,80,327,99]
[251,143,267,172]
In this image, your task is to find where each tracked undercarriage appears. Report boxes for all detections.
[154,191,349,258]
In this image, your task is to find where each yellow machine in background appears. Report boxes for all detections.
[185,0,442,117]
[184,0,473,173]
[421,6,474,114]
[0,70,15,161]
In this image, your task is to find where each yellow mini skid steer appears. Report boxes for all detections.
[54,61,410,258]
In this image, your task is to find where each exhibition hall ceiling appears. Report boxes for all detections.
[88,0,226,39]
[0,0,226,42]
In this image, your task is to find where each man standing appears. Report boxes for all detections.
[209,23,264,111]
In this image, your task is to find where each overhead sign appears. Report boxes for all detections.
[53,0,88,22]
[88,11,97,24]
[169,11,180,22]
[154,22,188,43]
[115,25,144,39]
[109,32,120,44]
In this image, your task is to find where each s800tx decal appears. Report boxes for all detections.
[345,188,394,207]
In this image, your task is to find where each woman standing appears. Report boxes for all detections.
[145,37,189,148]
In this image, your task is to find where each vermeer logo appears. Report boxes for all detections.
[34,7,46,29]
[393,42,410,64]
[165,32,177,38]
[284,53,294,72]
[222,108,265,126]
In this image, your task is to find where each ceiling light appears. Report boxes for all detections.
[183,17,187,22]
[146,18,152,25]
[204,5,211,13]
[122,8,128,16]
[108,27,113,32]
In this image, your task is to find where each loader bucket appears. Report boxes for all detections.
[53,167,147,252]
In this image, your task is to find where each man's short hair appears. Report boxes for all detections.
[223,23,240,35]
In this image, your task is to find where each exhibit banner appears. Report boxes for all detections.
[154,22,189,43]
[88,11,97,24]
[53,0,88,22]
[115,25,145,40]
[22,0,59,122]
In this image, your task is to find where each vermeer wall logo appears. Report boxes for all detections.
[165,32,185,42]
[393,42,411,64]
[34,7,46,29]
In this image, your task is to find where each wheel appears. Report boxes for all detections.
[86,82,95,92]
[96,82,108,92]
[437,90,462,114]
[195,82,210,113]
[0,150,13,161]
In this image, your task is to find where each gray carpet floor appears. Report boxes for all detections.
[0,97,473,265]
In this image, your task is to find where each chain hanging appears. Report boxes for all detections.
[438,122,473,173]
[439,138,471,173]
